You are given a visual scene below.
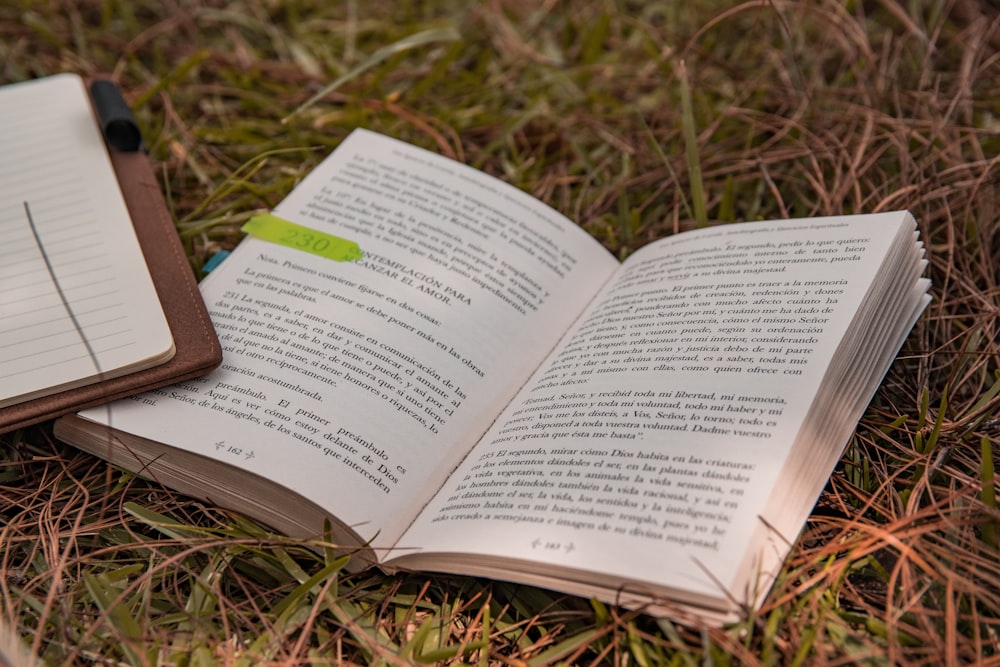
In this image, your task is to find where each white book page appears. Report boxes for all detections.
[80,129,618,550]
[396,213,914,599]
[0,74,173,407]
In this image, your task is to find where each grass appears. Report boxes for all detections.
[2,0,999,664]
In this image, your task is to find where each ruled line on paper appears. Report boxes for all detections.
[0,339,138,382]
[0,276,118,310]
[0,315,129,352]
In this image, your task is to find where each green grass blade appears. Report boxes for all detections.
[270,556,350,618]
[82,573,148,666]
[678,60,708,228]
[982,436,997,550]
[122,502,207,541]
[526,629,602,666]
[283,26,462,123]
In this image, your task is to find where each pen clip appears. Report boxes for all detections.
[89,79,145,152]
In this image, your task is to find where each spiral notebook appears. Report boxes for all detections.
[0,74,221,432]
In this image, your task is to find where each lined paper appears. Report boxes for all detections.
[0,74,174,408]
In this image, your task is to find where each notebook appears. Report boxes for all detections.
[0,74,221,432]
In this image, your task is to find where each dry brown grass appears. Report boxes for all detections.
[1,0,999,664]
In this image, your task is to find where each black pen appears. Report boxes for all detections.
[89,79,144,152]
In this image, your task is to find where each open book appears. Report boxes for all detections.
[0,74,221,432]
[55,129,930,624]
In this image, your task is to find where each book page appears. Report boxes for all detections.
[396,213,922,600]
[0,74,174,408]
[79,129,618,550]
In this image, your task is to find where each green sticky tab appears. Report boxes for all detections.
[242,213,363,262]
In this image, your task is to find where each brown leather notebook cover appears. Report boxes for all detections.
[0,88,222,433]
